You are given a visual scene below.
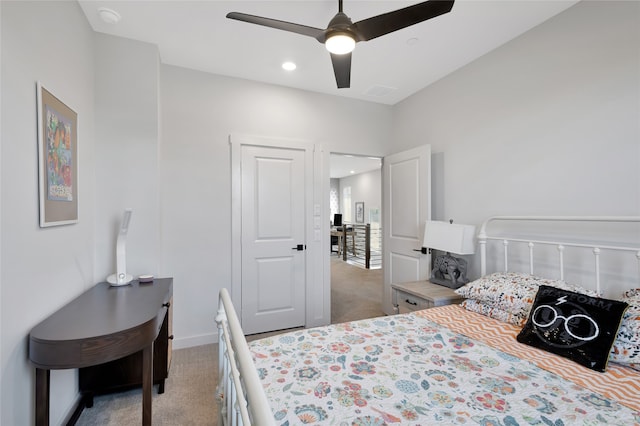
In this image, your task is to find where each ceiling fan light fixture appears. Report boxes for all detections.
[227,0,455,88]
[325,33,355,55]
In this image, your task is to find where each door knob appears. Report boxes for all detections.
[292,244,305,251]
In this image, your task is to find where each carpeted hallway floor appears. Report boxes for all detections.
[75,257,383,425]
[330,256,384,323]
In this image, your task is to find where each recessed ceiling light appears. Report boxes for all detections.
[350,170,355,174]
[282,62,296,71]
[98,7,121,24]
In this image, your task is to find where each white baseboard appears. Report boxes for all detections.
[172,331,218,350]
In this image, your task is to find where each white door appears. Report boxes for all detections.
[382,145,431,315]
[239,143,307,334]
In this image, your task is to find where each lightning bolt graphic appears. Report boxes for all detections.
[555,296,568,305]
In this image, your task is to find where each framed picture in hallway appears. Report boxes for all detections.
[37,81,78,227]
[355,202,364,223]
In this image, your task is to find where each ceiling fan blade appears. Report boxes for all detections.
[353,0,454,41]
[330,53,351,89]
[227,12,325,40]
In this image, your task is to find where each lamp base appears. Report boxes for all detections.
[107,273,133,286]
[430,254,469,289]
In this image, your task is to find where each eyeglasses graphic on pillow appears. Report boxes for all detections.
[517,285,628,372]
[531,303,599,345]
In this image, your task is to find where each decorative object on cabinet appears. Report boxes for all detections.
[36,81,78,227]
[423,219,476,288]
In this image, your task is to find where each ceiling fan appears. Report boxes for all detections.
[227,0,455,89]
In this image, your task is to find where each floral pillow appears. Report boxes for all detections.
[609,289,640,370]
[460,299,529,326]
[517,285,628,372]
[455,272,598,325]
[616,291,640,345]
[610,339,640,370]
[623,289,640,298]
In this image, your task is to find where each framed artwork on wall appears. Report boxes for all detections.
[355,201,364,223]
[37,82,78,227]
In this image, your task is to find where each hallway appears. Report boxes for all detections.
[330,256,384,324]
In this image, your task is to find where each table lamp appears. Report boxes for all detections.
[423,220,476,289]
[107,208,133,286]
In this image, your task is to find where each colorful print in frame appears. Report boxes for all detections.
[37,82,78,227]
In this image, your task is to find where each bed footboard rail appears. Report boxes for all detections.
[216,288,276,426]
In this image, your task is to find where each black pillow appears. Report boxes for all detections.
[517,285,628,372]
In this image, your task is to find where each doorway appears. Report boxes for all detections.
[329,145,432,319]
[329,153,382,269]
[230,138,431,333]
[329,153,384,323]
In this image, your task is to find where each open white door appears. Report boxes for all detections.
[382,145,431,315]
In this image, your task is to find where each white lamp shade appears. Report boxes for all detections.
[423,220,476,255]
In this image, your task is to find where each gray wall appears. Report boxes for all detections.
[93,34,162,284]
[1,0,638,424]
[339,169,382,224]
[1,2,96,424]
[392,1,639,282]
[159,66,392,347]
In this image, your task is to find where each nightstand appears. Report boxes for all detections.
[391,280,464,314]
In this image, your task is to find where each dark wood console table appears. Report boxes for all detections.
[29,278,173,425]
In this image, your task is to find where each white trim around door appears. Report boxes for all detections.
[230,134,330,333]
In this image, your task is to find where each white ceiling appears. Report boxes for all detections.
[330,154,381,178]
[78,0,579,106]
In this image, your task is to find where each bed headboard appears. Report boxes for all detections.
[477,216,640,296]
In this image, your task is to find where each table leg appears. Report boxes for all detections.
[83,392,94,408]
[35,368,50,426]
[142,344,153,426]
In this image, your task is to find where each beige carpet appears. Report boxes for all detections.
[330,256,384,323]
[75,258,383,425]
[74,344,217,425]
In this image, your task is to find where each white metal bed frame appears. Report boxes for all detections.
[478,216,640,294]
[216,288,275,426]
[216,216,640,426]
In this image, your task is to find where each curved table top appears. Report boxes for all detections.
[29,278,172,370]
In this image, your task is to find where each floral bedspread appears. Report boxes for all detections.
[248,312,640,425]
